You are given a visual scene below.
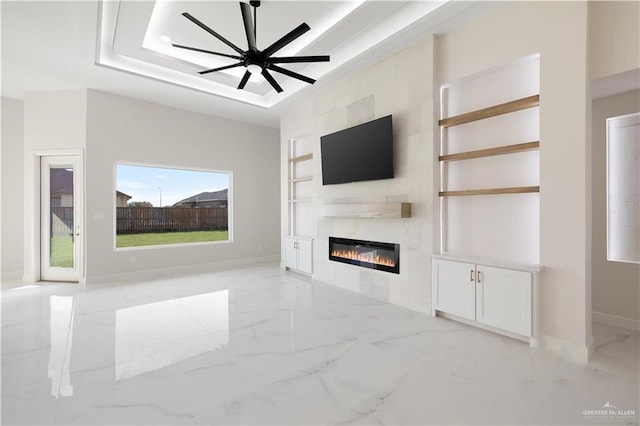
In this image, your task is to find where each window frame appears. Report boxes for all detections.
[113,161,233,252]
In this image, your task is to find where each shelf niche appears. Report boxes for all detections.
[320,202,412,218]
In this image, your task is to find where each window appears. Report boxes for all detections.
[607,113,640,263]
[115,164,231,248]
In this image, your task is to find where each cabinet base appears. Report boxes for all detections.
[283,267,312,277]
[434,310,533,346]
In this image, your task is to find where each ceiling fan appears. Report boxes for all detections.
[172,1,330,93]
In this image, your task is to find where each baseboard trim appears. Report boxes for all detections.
[1,270,22,282]
[85,256,280,284]
[539,335,591,364]
[22,274,38,283]
[593,311,640,332]
[586,334,595,359]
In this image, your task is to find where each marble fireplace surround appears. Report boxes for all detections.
[314,193,430,314]
[281,36,437,315]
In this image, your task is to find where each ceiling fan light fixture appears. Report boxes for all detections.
[174,2,331,93]
[246,64,262,74]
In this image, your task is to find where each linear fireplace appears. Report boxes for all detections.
[329,237,400,274]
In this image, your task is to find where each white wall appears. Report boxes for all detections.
[437,1,593,361]
[85,90,280,281]
[281,36,436,313]
[589,1,640,81]
[19,89,280,282]
[592,89,640,330]
[1,97,24,280]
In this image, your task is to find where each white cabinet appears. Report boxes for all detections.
[432,257,535,340]
[475,265,532,337]
[283,236,312,275]
[432,259,476,321]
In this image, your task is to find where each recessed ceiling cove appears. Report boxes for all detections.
[96,1,449,108]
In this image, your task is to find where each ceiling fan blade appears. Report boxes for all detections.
[238,70,251,90]
[182,12,245,55]
[269,55,330,64]
[262,23,310,57]
[261,68,283,93]
[268,64,315,85]
[172,43,242,60]
[199,62,244,75]
[239,2,257,51]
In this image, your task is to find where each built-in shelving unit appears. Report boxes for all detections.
[285,137,314,275]
[320,202,412,218]
[439,95,540,198]
[438,95,539,128]
[439,186,539,197]
[435,56,541,343]
[289,176,313,183]
[289,153,313,163]
[439,141,539,162]
[287,139,314,212]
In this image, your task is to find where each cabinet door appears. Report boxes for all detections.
[432,259,476,321]
[283,238,298,269]
[296,239,313,274]
[475,265,531,337]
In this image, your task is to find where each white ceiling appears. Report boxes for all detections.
[1,0,486,128]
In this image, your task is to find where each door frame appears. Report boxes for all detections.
[29,149,85,283]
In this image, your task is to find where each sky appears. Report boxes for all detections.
[116,164,229,207]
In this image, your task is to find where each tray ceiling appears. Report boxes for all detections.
[2,1,485,126]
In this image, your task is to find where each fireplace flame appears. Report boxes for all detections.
[331,249,396,267]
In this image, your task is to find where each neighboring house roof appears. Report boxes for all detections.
[116,190,132,200]
[174,189,228,206]
[51,170,132,202]
[50,168,73,194]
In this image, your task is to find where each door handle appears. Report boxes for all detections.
[477,270,482,283]
[470,269,474,282]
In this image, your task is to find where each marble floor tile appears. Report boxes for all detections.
[2,263,638,425]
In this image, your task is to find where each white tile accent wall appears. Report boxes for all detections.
[281,36,436,314]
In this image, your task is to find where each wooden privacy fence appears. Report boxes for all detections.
[117,207,228,234]
[52,207,73,237]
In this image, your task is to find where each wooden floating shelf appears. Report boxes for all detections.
[289,153,313,163]
[289,176,313,183]
[439,95,540,128]
[320,202,412,218]
[439,186,540,197]
[439,141,539,162]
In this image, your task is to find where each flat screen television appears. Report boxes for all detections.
[320,115,393,185]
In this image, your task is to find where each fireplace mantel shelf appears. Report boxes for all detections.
[320,202,411,218]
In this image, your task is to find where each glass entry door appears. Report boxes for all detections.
[41,156,81,282]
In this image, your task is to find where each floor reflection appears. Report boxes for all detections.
[115,290,229,380]
[48,295,75,398]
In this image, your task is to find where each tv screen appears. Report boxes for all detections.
[321,115,393,185]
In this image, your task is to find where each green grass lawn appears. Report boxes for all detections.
[116,230,229,248]
[51,236,74,268]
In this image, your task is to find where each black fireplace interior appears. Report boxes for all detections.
[329,237,400,274]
